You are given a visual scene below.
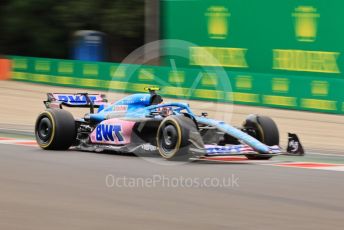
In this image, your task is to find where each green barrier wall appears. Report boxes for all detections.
[161,0,344,78]
[9,56,344,114]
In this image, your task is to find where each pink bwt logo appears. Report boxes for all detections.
[90,119,136,144]
[96,124,124,142]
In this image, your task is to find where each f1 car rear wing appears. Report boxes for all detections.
[44,93,108,113]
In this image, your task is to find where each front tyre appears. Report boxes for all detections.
[243,115,279,160]
[157,115,197,161]
[35,109,76,150]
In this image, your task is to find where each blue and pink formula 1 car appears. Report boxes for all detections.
[35,88,304,161]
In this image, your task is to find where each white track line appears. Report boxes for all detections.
[306,151,344,158]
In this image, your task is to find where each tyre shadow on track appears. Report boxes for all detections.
[73,149,264,165]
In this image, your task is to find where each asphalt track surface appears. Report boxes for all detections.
[1,143,344,230]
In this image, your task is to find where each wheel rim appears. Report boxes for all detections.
[37,117,52,142]
[161,124,178,153]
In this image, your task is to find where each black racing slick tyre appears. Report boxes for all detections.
[243,115,279,160]
[157,115,197,161]
[35,109,76,150]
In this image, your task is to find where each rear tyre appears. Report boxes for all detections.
[157,115,197,161]
[35,109,76,150]
[243,115,279,160]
